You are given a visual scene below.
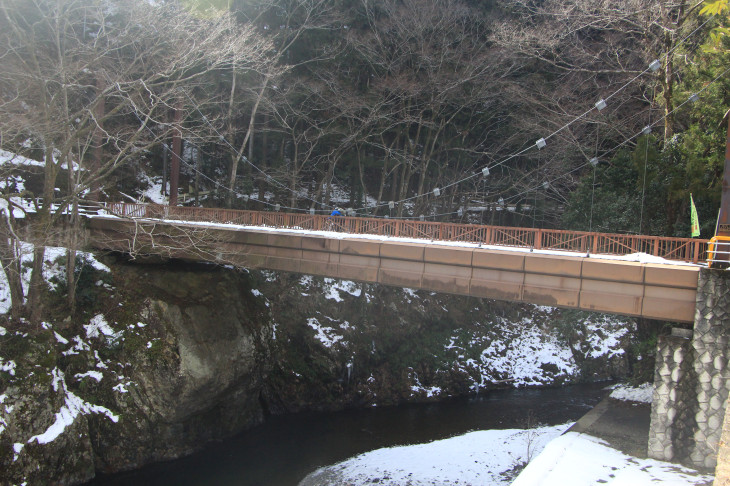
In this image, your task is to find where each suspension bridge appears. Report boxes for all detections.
[84,202,705,323]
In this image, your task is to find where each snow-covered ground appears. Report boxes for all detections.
[609,382,653,403]
[300,425,712,486]
[301,423,573,486]
[513,432,712,486]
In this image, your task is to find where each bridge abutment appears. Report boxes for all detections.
[649,268,730,470]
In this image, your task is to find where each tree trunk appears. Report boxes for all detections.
[65,151,78,314]
[195,150,201,207]
[27,142,59,322]
[89,75,106,201]
[229,74,271,207]
[663,34,674,141]
[170,102,183,206]
[357,147,368,211]
[0,211,25,318]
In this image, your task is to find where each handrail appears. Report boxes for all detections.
[97,202,709,264]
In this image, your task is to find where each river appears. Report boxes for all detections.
[88,383,610,486]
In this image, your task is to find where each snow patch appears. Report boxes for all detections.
[13,443,24,462]
[62,336,91,356]
[610,383,653,403]
[0,243,110,315]
[307,423,572,486]
[480,322,577,386]
[138,174,168,204]
[27,368,118,446]
[307,317,344,348]
[410,371,442,398]
[0,149,44,167]
[75,371,103,383]
[84,314,121,343]
[0,358,16,376]
[513,431,712,486]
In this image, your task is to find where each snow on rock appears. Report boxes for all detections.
[0,358,17,376]
[410,371,442,398]
[62,336,91,356]
[94,350,108,369]
[609,383,653,403]
[138,174,169,204]
[323,278,362,302]
[43,247,111,283]
[0,149,44,167]
[307,317,345,348]
[303,423,572,486]
[581,316,628,359]
[54,332,69,345]
[512,432,712,486]
[84,314,120,343]
[0,244,110,315]
[324,284,343,302]
[402,287,418,303]
[74,371,103,383]
[13,443,24,462]
[26,368,118,446]
[480,321,577,386]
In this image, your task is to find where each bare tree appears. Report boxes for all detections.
[0,0,271,318]
[218,0,343,208]
[314,0,516,217]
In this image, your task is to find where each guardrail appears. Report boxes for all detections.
[98,202,709,264]
[707,238,730,268]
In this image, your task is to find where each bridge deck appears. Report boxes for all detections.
[86,216,700,323]
[101,203,709,264]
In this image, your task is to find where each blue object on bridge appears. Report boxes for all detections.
[330,209,342,217]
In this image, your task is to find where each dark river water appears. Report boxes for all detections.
[89,383,611,486]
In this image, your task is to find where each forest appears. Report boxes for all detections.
[0,0,729,318]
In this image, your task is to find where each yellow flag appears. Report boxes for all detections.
[690,194,700,237]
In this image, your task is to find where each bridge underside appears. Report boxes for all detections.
[86,217,699,323]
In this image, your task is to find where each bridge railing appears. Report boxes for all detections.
[98,202,709,264]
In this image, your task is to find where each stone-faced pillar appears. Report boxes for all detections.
[691,268,730,470]
[648,330,693,462]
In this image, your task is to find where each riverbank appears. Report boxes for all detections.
[512,392,713,485]
[298,385,714,485]
[512,431,712,485]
